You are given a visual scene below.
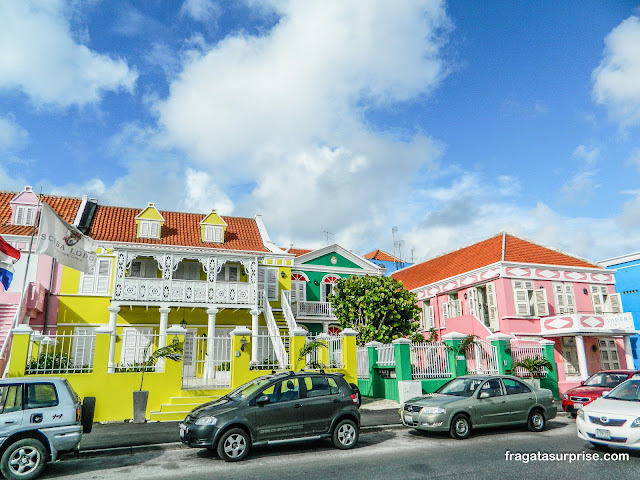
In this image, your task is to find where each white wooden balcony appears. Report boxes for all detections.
[120,279,254,305]
[293,301,335,318]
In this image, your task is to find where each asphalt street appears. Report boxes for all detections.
[48,416,639,480]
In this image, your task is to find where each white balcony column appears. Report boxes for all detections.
[574,335,589,381]
[204,307,219,378]
[158,307,171,369]
[250,309,260,362]
[622,336,635,369]
[107,306,120,373]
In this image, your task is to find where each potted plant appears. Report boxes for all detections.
[133,340,183,423]
[512,356,553,388]
[298,339,327,369]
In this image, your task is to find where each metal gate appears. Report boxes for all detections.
[182,334,232,389]
[465,340,499,375]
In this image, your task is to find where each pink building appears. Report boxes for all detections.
[392,233,637,396]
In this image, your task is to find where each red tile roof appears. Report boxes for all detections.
[391,233,601,291]
[89,205,268,252]
[280,247,313,257]
[364,249,401,262]
[0,191,82,236]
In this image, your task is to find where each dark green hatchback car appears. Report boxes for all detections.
[400,375,557,439]
[180,371,361,461]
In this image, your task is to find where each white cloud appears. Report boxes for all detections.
[560,170,600,203]
[572,143,600,166]
[180,0,221,23]
[0,115,28,152]
[184,168,234,214]
[592,16,640,128]
[0,0,137,108]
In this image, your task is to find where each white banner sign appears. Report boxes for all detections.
[36,202,97,273]
[603,313,635,331]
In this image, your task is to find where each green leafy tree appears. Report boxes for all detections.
[328,275,421,345]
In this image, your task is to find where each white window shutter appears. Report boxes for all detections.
[486,282,499,331]
[428,306,435,329]
[442,303,450,320]
[591,286,604,314]
[609,293,622,313]
[565,285,576,313]
[258,267,265,296]
[72,328,95,367]
[15,207,24,225]
[533,289,549,317]
[151,222,159,238]
[514,289,531,316]
[25,207,34,225]
[214,227,222,242]
[467,288,478,318]
[266,268,278,300]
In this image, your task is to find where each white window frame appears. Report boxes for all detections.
[561,337,580,377]
[552,282,576,314]
[14,205,36,226]
[217,264,240,282]
[174,261,201,280]
[420,300,435,330]
[590,285,622,314]
[79,258,112,295]
[320,275,340,303]
[598,338,621,370]
[486,282,499,330]
[139,220,160,239]
[128,258,158,279]
[258,267,278,301]
[72,327,96,367]
[512,280,548,317]
[120,328,153,365]
[204,225,223,243]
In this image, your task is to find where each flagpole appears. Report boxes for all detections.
[0,189,43,373]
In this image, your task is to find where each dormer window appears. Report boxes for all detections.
[135,202,165,240]
[204,225,223,243]
[200,209,227,244]
[139,220,160,239]
[14,205,36,226]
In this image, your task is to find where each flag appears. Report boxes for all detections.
[36,202,97,273]
[0,235,20,291]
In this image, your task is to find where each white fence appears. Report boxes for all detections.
[326,335,343,368]
[182,335,233,388]
[465,340,499,375]
[252,334,290,370]
[26,332,96,374]
[410,342,451,379]
[376,344,395,366]
[510,339,544,377]
[294,301,334,317]
[356,347,369,378]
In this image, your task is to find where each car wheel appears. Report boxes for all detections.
[82,397,96,434]
[332,419,359,450]
[216,428,250,462]
[0,438,47,480]
[449,414,471,440]
[527,409,546,432]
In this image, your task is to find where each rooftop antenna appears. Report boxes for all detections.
[392,226,398,260]
[322,230,333,245]
[394,240,405,270]
[411,248,415,264]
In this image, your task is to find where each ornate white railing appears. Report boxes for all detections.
[26,332,96,374]
[281,290,298,331]
[326,335,343,368]
[376,343,395,366]
[120,279,253,305]
[411,342,451,378]
[294,301,334,317]
[510,339,544,377]
[262,291,288,368]
[356,347,369,378]
[465,340,499,375]
[182,334,232,388]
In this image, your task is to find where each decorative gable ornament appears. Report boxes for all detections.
[200,209,228,244]
[135,203,165,240]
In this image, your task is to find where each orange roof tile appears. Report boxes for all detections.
[392,233,600,291]
[0,190,82,236]
[89,205,268,252]
[364,249,401,262]
[280,247,313,257]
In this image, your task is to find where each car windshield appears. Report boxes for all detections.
[436,378,483,397]
[606,379,640,402]
[583,372,629,388]
[225,378,273,401]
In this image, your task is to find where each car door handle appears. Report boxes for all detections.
[333,399,340,403]
[4,421,16,424]
[294,404,303,408]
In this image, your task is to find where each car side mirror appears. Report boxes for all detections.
[580,381,585,385]
[256,395,270,405]
[601,391,609,398]
[479,391,490,399]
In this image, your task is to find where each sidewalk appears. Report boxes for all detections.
[78,397,401,453]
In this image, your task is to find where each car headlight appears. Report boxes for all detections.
[195,416,218,426]
[422,407,446,415]
[631,417,640,428]
[577,409,585,420]
[563,393,567,400]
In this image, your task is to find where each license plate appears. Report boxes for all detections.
[595,429,611,440]
[573,403,583,409]
[404,415,413,423]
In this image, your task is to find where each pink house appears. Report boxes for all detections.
[392,233,637,396]
[0,187,92,354]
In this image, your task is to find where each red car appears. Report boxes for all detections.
[562,370,640,417]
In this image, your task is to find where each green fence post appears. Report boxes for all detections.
[393,338,421,404]
[539,340,559,400]
[442,332,468,378]
[487,333,513,375]
[366,341,382,398]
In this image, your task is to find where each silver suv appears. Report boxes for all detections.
[0,377,93,480]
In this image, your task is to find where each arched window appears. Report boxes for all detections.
[321,275,340,302]
[291,272,308,303]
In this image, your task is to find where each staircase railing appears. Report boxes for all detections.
[281,290,297,332]
[262,290,288,368]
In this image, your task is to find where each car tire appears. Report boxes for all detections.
[0,438,48,480]
[82,397,96,434]
[216,428,250,462]
[449,414,471,440]
[527,409,546,432]
[332,419,359,450]
[349,383,362,408]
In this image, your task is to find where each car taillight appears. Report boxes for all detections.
[350,394,358,405]
[76,407,81,422]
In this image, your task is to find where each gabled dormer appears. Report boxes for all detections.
[9,186,39,226]
[200,209,227,244]
[135,203,165,239]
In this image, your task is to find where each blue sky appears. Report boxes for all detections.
[1,0,640,264]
